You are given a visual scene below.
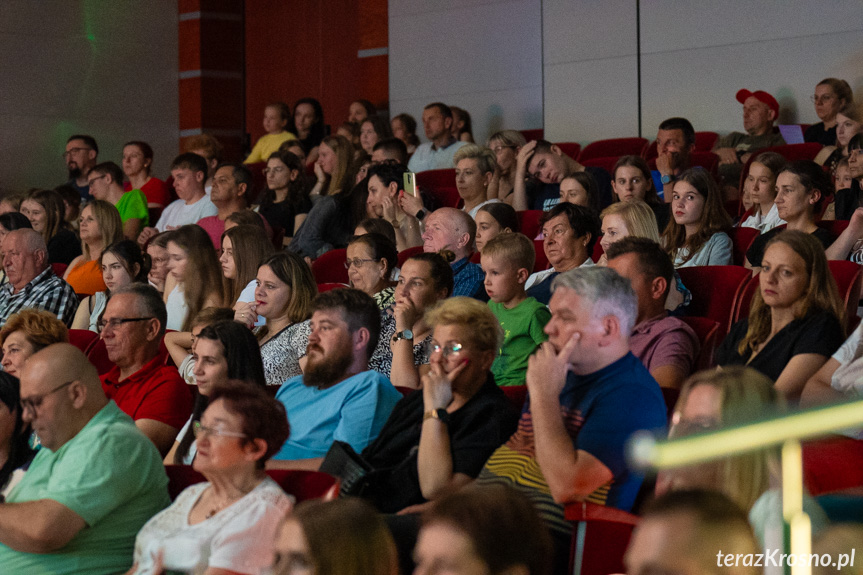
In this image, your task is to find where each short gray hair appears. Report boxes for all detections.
[111,283,168,336]
[453,144,497,175]
[551,267,637,335]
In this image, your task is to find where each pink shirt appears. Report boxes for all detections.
[629,313,699,376]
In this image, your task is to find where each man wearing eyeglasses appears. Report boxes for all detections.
[98,284,193,456]
[63,134,99,201]
[195,163,257,248]
[0,343,169,574]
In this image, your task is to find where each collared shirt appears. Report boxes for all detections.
[0,266,79,327]
[407,139,468,173]
[629,312,699,376]
[451,257,486,299]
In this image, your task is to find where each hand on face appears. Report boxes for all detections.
[515,140,538,175]
[421,356,468,410]
[525,334,580,400]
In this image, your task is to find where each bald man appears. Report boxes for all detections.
[0,229,78,327]
[421,207,486,299]
[0,344,169,574]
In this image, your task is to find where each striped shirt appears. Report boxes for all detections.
[0,267,79,327]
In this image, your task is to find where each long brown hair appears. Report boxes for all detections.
[320,135,353,196]
[662,169,732,264]
[81,200,123,261]
[255,252,317,341]
[23,189,66,245]
[221,225,274,304]
[165,225,226,331]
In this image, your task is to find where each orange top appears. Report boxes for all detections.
[65,259,106,296]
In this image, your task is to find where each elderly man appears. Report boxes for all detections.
[0,229,78,327]
[422,207,486,299]
[99,284,193,456]
[475,266,667,571]
[0,344,169,573]
[270,288,401,469]
[407,102,467,173]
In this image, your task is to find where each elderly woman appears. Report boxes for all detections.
[0,372,36,494]
[525,202,601,305]
[346,233,398,309]
[131,386,291,575]
[453,144,501,219]
[360,297,519,513]
[0,309,69,378]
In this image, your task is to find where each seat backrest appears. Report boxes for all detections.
[517,210,544,239]
[579,156,620,174]
[245,161,267,204]
[733,273,760,325]
[802,435,863,496]
[677,266,751,336]
[677,316,720,369]
[591,240,605,263]
[729,226,759,266]
[316,282,348,293]
[519,129,544,142]
[68,329,99,354]
[415,168,456,191]
[470,251,482,264]
[566,501,639,575]
[694,131,719,151]
[816,219,850,239]
[689,151,720,179]
[501,385,528,412]
[555,142,582,161]
[311,248,349,284]
[533,239,549,272]
[51,263,68,277]
[579,137,648,162]
[397,246,425,268]
[85,337,116,375]
[425,186,462,209]
[827,260,863,333]
[760,142,823,162]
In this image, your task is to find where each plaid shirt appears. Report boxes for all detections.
[0,267,79,327]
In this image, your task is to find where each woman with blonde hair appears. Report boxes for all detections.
[220,224,274,308]
[163,225,226,331]
[453,144,500,219]
[64,200,123,296]
[310,135,353,200]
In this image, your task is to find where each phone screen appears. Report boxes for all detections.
[403,172,417,197]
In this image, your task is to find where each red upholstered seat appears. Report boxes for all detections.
[827,260,863,333]
[579,137,649,162]
[733,273,760,325]
[415,168,455,192]
[501,385,528,412]
[85,338,115,375]
[51,263,68,277]
[517,210,544,239]
[555,142,582,161]
[677,316,720,369]
[533,239,549,272]
[397,246,424,268]
[729,226,759,266]
[164,465,340,502]
[68,329,99,354]
[802,435,863,496]
[579,156,620,174]
[677,266,751,336]
[566,501,639,575]
[519,129,544,142]
[311,248,348,284]
[316,282,348,293]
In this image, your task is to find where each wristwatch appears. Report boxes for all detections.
[416,209,426,221]
[660,173,675,185]
[392,329,414,343]
[423,408,450,425]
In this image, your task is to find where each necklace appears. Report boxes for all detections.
[203,479,258,519]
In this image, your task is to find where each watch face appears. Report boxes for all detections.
[403,329,414,339]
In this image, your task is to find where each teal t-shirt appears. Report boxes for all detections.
[117,189,150,227]
[0,401,169,574]
[489,297,551,386]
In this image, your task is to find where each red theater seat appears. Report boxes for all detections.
[579,137,649,162]
[566,501,639,575]
[677,266,751,336]
[311,248,348,284]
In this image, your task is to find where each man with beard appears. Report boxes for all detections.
[63,135,99,201]
[269,288,402,469]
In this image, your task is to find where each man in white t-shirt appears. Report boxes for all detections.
[137,153,218,246]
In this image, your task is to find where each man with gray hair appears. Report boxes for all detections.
[475,266,667,571]
[421,207,486,299]
[0,229,78,327]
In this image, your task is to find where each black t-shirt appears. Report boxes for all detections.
[650,202,672,232]
[717,311,844,383]
[259,193,312,236]
[833,179,863,221]
[47,228,82,266]
[746,226,834,267]
[360,376,519,513]
[804,122,837,147]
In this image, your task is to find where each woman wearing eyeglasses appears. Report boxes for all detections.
[345,233,398,310]
[804,78,853,147]
[130,386,292,575]
[257,150,312,241]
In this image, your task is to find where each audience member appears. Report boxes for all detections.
[0,212,31,287]
[719,231,845,402]
[805,78,853,146]
[0,372,36,493]
[391,112,420,156]
[487,129,528,205]
[598,200,661,264]
[0,192,24,214]
[422,207,486,299]
[738,151,786,232]
[813,525,863,575]
[183,133,223,193]
[64,200,123,296]
[832,156,853,193]
[72,240,150,332]
[163,224,225,331]
[360,116,394,155]
[453,144,501,218]
[0,308,68,378]
[99,283,194,454]
[220,224,274,313]
[625,489,760,575]
[278,138,308,164]
[829,133,863,220]
[361,298,519,512]
[234,252,317,386]
[63,134,99,200]
[745,161,834,269]
[88,161,149,239]
[369,252,453,388]
[123,140,171,208]
[450,105,475,143]
[258,150,312,240]
[612,155,671,231]
[20,189,81,265]
[163,306,234,385]
[803,300,863,409]
[310,135,353,200]
[245,101,296,164]
[226,206,269,232]
[291,97,326,165]
[355,217,397,245]
[270,289,401,468]
[475,267,667,571]
[482,233,550,386]
[289,175,368,258]
[815,100,862,173]
[346,233,398,309]
[0,344,169,573]
[132,386,290,575]
[54,184,82,233]
[145,232,170,294]
[559,172,600,212]
[349,99,376,124]
[137,153,218,245]
[526,203,601,305]
[408,102,468,173]
[371,137,409,165]
[651,117,696,200]
[196,162,254,247]
[0,229,78,326]
[662,169,733,267]
[351,151,373,185]
[606,237,698,389]
[366,161,423,250]
[475,201,518,252]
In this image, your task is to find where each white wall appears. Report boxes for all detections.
[0,1,178,192]
[388,0,543,146]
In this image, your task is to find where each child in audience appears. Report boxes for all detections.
[739,152,786,232]
[481,233,550,386]
[164,306,234,384]
[475,202,518,252]
[559,172,599,212]
[163,225,226,331]
[244,101,296,164]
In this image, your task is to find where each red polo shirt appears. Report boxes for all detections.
[100,353,193,430]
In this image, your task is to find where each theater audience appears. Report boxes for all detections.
[803,306,863,410]
[349,99,376,123]
[63,134,99,200]
[0,308,68,378]
[526,203,601,305]
[99,284,194,455]
[291,99,326,163]
[450,106,474,143]
[0,372,36,494]
[559,172,600,212]
[369,252,453,388]
[196,162,255,248]
[0,344,169,574]
[422,207,486,299]
[55,184,82,233]
[164,307,234,385]
[234,252,317,386]
[145,232,170,294]
[663,169,733,267]
[310,135,353,200]
[475,201,518,252]
[371,137,409,164]
[245,101,296,164]
[745,161,834,269]
[346,233,398,309]
[87,161,149,240]
[360,116,393,156]
[355,217,397,245]
[123,140,171,208]
[271,498,398,575]
[270,289,401,468]
[183,134,223,193]
[599,200,661,264]
[221,224,274,313]
[833,157,853,193]
[258,150,312,240]
[805,78,853,146]
[487,129,528,205]
[815,101,862,173]
[719,231,845,402]
[482,233,550,387]
[20,189,81,265]
[606,238,698,389]
[0,229,78,326]
[366,162,422,250]
[652,117,696,202]
[454,144,501,218]
[0,212,31,287]
[408,102,468,173]
[72,240,150,332]
[614,155,672,231]
[163,224,225,331]
[738,151,786,232]
[475,266,667,571]
[132,386,291,575]
[391,112,420,156]
[64,200,123,296]
[828,133,863,220]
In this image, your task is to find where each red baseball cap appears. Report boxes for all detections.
[736,89,779,116]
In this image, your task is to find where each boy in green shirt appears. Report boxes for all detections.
[481,233,551,386]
